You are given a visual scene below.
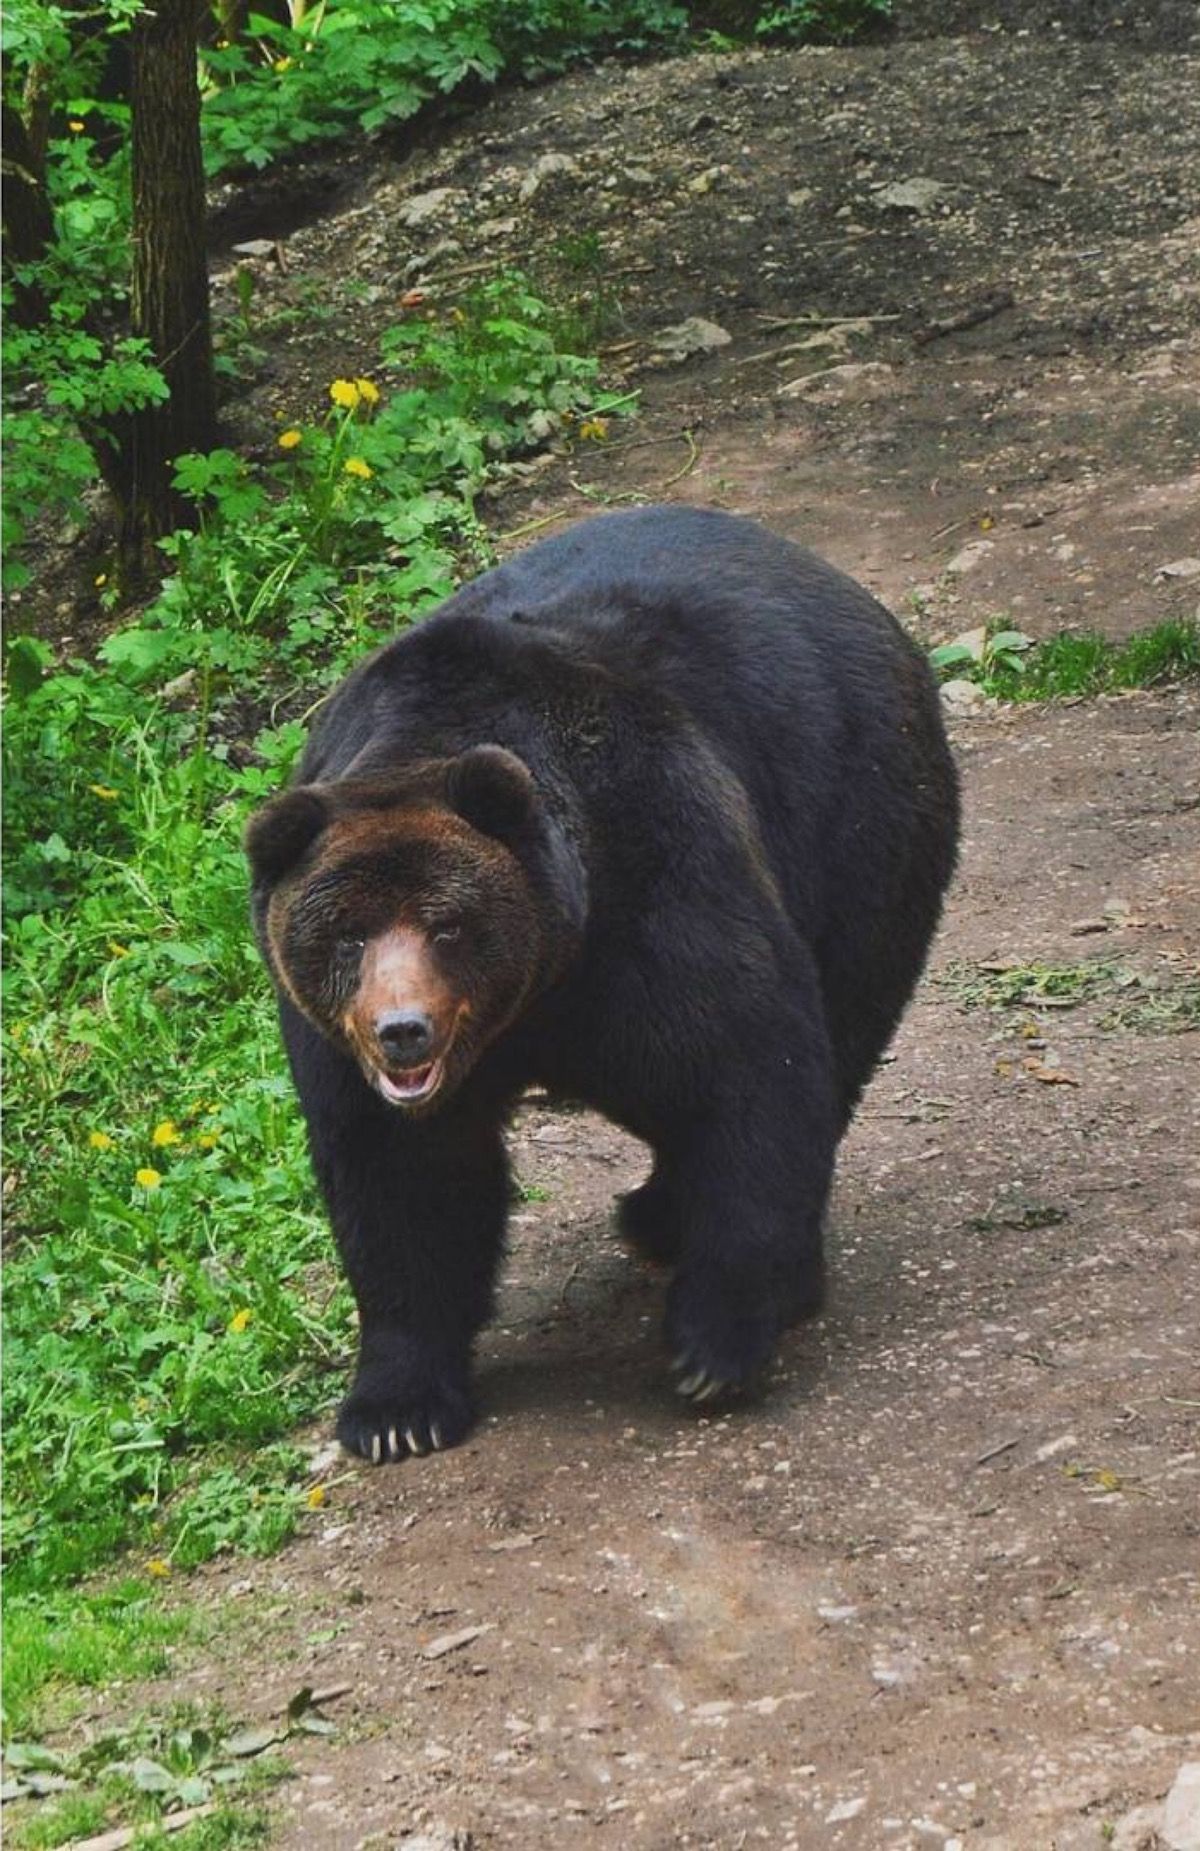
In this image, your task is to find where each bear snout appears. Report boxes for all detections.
[344,925,464,1108]
[376,1008,436,1066]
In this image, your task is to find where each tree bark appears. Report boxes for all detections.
[117,0,217,555]
[1,102,55,325]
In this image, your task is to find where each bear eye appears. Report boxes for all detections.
[432,921,462,946]
[335,937,365,962]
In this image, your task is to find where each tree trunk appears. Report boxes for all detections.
[117,0,217,557]
[1,102,55,325]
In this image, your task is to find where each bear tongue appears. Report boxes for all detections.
[378,1063,437,1105]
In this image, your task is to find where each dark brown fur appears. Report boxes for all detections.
[246,507,958,1462]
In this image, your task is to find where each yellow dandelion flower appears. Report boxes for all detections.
[151,1120,182,1148]
[228,1307,253,1333]
[354,377,380,405]
[306,1484,327,1509]
[197,1130,220,1150]
[89,1130,115,1152]
[329,378,361,411]
[146,1557,171,1578]
[108,941,130,958]
[95,573,108,587]
[578,417,610,442]
[89,783,119,801]
[68,119,86,133]
[278,428,303,450]
[343,457,372,480]
[136,1167,163,1190]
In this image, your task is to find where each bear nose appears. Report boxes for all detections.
[376,1009,435,1065]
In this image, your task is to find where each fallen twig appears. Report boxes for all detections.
[274,1680,354,1713]
[974,1436,1020,1467]
[731,341,829,369]
[660,429,699,489]
[67,1805,217,1851]
[928,515,977,544]
[497,508,573,544]
[914,290,1015,346]
[753,311,902,329]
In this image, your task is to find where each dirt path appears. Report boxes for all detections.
[166,10,1200,1847]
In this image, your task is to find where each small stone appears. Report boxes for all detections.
[1035,1432,1078,1462]
[1155,557,1200,580]
[940,678,989,713]
[398,188,461,228]
[944,540,995,576]
[777,361,894,401]
[826,1796,867,1823]
[1164,1762,1200,1851]
[519,153,580,201]
[652,316,732,363]
[872,177,952,213]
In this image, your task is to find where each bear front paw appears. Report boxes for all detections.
[336,1364,475,1463]
[664,1273,788,1405]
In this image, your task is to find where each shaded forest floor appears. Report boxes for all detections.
[27,3,1200,1847]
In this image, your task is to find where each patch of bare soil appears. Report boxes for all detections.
[80,6,1200,1847]
[165,687,1200,1851]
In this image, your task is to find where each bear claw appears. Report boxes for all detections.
[336,1370,475,1463]
[672,1359,733,1403]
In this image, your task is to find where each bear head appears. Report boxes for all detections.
[246,745,586,1113]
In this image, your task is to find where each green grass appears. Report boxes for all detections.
[937,960,1120,1010]
[997,620,1200,699]
[2,1696,280,1850]
[938,958,1199,1031]
[2,269,623,1777]
[931,617,1200,700]
[8,1809,269,1851]
[2,1585,200,1740]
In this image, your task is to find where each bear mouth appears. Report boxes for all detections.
[375,1059,443,1107]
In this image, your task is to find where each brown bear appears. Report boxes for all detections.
[246,506,959,1461]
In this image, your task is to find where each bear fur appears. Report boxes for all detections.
[246,506,959,1460]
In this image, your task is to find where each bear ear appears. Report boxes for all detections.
[445,745,537,843]
[244,786,329,888]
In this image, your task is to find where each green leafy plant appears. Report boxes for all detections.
[0,1691,300,1849]
[200,0,506,173]
[753,0,892,40]
[938,958,1199,1032]
[930,626,1033,681]
[1,272,622,1761]
[930,618,1200,700]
